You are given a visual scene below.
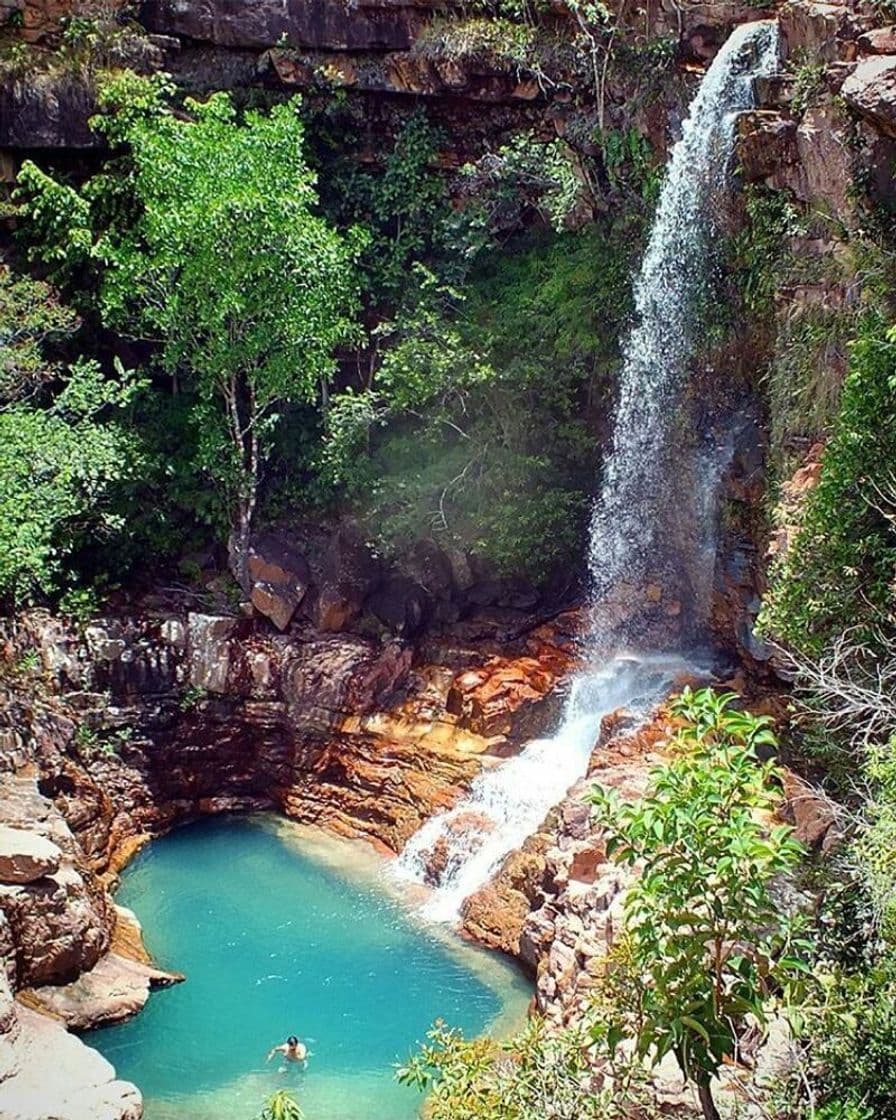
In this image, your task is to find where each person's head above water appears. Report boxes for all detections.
[287,1036,299,1047]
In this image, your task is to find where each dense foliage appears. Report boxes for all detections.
[399,1018,646,1120]
[17,75,363,588]
[0,257,144,603]
[752,171,896,1118]
[2,70,642,604]
[761,314,896,655]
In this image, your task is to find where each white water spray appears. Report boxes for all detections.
[394,22,780,920]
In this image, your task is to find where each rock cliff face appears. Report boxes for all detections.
[0,0,771,156]
[4,599,576,858]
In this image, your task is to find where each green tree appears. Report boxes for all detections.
[17,75,363,588]
[0,261,79,404]
[0,357,143,605]
[589,688,807,1120]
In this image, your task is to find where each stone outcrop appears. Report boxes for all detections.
[461,709,665,993]
[140,0,423,53]
[0,825,60,883]
[0,784,146,1120]
[842,54,896,137]
[0,977,142,1120]
[3,603,577,856]
[0,775,110,990]
[247,534,312,631]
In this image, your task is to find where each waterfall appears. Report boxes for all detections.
[590,20,780,652]
[394,21,780,920]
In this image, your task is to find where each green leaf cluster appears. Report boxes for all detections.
[760,313,896,655]
[0,261,79,403]
[0,357,144,604]
[589,688,806,1115]
[397,1018,639,1120]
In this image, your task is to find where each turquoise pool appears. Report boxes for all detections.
[87,815,530,1120]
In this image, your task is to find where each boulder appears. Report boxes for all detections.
[0,71,99,149]
[737,111,798,182]
[842,54,896,137]
[779,0,855,62]
[308,529,381,633]
[0,827,61,885]
[0,865,108,987]
[248,533,310,589]
[247,535,311,631]
[0,777,109,989]
[422,811,493,888]
[20,949,181,1030]
[401,540,456,601]
[858,26,896,55]
[781,772,841,850]
[0,1002,142,1120]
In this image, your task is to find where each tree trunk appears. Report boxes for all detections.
[697,1079,721,1120]
[234,500,252,595]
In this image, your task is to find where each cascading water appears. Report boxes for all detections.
[590,19,780,653]
[394,21,780,920]
[395,655,691,921]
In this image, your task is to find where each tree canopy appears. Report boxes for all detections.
[17,76,363,586]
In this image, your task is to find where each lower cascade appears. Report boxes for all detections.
[394,19,781,919]
[394,655,693,921]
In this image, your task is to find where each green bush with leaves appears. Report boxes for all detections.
[589,688,807,1120]
[0,261,79,403]
[256,1089,303,1120]
[398,1018,645,1120]
[760,313,896,655]
[0,357,143,606]
[803,957,896,1119]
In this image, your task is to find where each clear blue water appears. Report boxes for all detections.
[87,815,529,1120]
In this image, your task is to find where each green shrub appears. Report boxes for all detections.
[590,688,807,1120]
[760,314,896,655]
[398,1018,645,1120]
[809,959,896,1118]
[0,358,143,606]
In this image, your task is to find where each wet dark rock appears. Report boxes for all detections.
[140,0,421,52]
[306,529,382,633]
[366,576,431,637]
[401,539,456,601]
[247,534,311,631]
[0,71,98,148]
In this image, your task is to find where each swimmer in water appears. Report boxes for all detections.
[267,1035,308,1063]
